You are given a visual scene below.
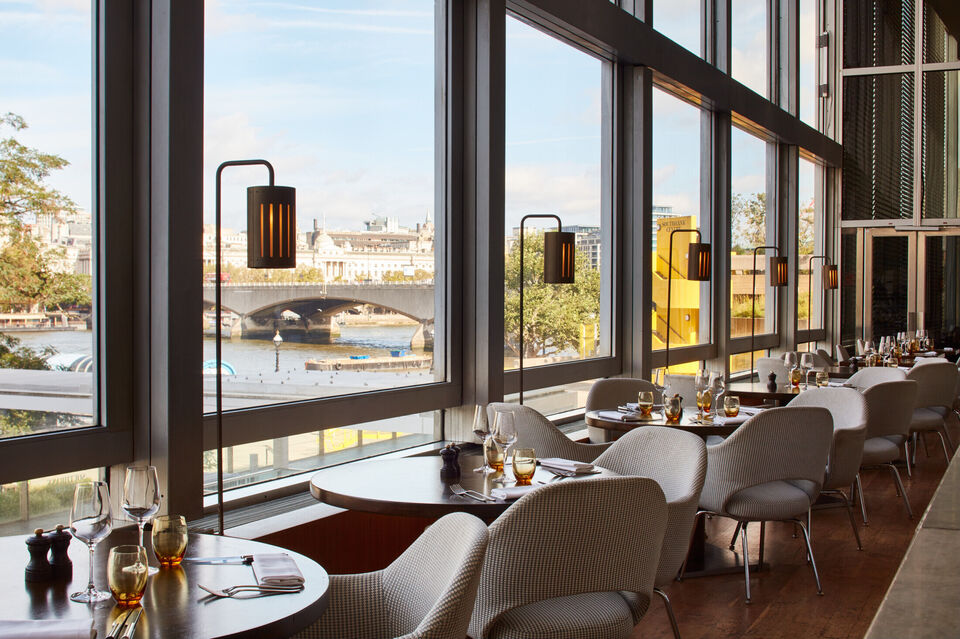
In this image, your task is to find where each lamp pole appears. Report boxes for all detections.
[749,246,782,376]
[664,228,706,370]
[806,255,832,351]
[273,330,283,372]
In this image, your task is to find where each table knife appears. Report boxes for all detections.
[182,555,254,565]
[106,609,133,639]
[120,607,142,639]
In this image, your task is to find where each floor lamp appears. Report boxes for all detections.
[518,214,575,404]
[806,255,838,351]
[749,246,789,375]
[664,229,712,369]
[214,159,295,534]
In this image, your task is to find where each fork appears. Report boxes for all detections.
[450,484,494,502]
[198,583,304,598]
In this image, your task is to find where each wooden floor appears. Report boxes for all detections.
[632,423,958,639]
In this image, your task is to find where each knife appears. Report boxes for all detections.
[182,555,254,565]
[106,609,133,639]
[120,607,142,639]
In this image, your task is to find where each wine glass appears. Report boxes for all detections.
[492,411,518,483]
[784,352,798,370]
[710,372,725,416]
[694,370,709,422]
[472,405,492,474]
[800,353,814,389]
[637,391,655,418]
[122,466,161,575]
[69,481,113,603]
[652,367,666,394]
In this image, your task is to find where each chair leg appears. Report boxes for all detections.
[856,473,869,525]
[654,587,682,639]
[793,518,824,596]
[740,521,751,604]
[935,429,951,463]
[943,421,956,452]
[677,510,708,581]
[921,431,931,458]
[903,440,912,477]
[841,490,863,550]
[757,521,765,571]
[729,522,742,551]
[887,463,914,519]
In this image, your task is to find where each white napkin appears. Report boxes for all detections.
[918,351,938,357]
[0,620,93,639]
[827,381,846,387]
[539,458,595,473]
[490,484,540,500]
[597,410,643,422]
[898,366,912,372]
[737,405,765,415]
[711,414,749,426]
[252,553,304,587]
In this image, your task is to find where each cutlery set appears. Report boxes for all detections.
[106,607,142,639]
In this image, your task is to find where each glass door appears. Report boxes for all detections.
[921,233,960,349]
[865,231,913,340]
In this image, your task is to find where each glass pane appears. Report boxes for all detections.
[923,1,959,63]
[654,0,702,57]
[203,1,442,413]
[840,230,858,346]
[732,0,768,97]
[204,412,440,495]
[0,1,95,440]
[730,350,767,375]
[922,70,960,219]
[798,158,824,331]
[800,0,819,128]
[651,88,710,358]
[871,235,910,338]
[0,468,102,535]
[730,126,775,340]
[843,0,916,68]
[504,17,611,372]
[504,379,598,417]
[842,73,915,220]
[924,235,960,349]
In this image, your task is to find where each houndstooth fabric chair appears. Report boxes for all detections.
[468,477,667,639]
[858,380,919,523]
[486,403,611,463]
[846,366,906,390]
[593,427,707,639]
[756,357,790,384]
[788,388,868,549]
[692,406,833,603]
[905,361,958,464]
[294,512,488,639]
[585,378,661,443]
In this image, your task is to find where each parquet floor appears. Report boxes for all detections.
[631,423,958,639]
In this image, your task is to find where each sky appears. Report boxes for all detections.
[0,0,816,234]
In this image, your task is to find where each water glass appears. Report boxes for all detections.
[123,466,161,575]
[815,371,829,387]
[152,515,188,566]
[723,395,740,417]
[69,481,113,603]
[472,405,491,474]
[512,448,536,485]
[637,391,654,417]
[108,545,149,607]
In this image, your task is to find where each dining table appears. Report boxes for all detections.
[0,525,329,639]
[584,409,746,441]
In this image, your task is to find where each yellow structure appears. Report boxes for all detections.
[652,216,701,371]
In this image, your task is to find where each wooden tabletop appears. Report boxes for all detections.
[0,526,329,639]
[725,380,808,404]
[310,453,618,520]
[584,410,743,439]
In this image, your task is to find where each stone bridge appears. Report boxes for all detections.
[202,282,435,348]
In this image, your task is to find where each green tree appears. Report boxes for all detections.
[504,232,601,358]
[731,192,767,253]
[0,231,90,311]
[799,197,815,255]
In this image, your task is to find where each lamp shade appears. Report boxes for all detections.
[686,242,712,281]
[544,231,576,284]
[247,185,296,269]
[769,255,789,287]
[823,263,838,290]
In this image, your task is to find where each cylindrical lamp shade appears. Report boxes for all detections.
[823,264,839,290]
[247,186,296,269]
[768,255,789,287]
[686,243,712,281]
[543,231,576,284]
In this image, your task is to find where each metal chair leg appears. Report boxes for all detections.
[921,431,931,458]
[904,440,912,477]
[654,587,682,639]
[740,521,751,604]
[943,421,956,452]
[729,521,742,551]
[856,473,869,525]
[757,521,765,572]
[842,490,863,550]
[677,510,708,581]
[887,463,914,519]
[935,430,951,463]
[793,518,823,595]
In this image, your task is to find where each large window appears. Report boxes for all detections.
[800,0,819,128]
[922,70,960,219]
[503,16,612,374]
[654,0,703,58]
[731,0,769,97]
[798,156,825,332]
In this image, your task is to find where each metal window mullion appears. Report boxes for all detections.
[504,357,622,396]
[912,0,923,225]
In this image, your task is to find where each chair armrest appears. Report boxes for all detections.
[295,571,387,639]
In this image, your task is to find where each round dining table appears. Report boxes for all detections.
[0,525,329,639]
[584,410,743,441]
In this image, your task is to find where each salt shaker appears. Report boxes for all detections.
[48,524,73,580]
[25,528,52,583]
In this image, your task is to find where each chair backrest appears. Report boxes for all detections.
[846,366,906,389]
[836,344,851,362]
[856,339,866,355]
[906,361,959,409]
[756,357,790,382]
[663,374,698,408]
[913,356,949,365]
[594,427,707,586]
[787,388,867,489]
[699,406,833,515]
[486,403,610,463]
[586,378,660,412]
[383,512,489,639]
[470,477,667,639]
[807,351,832,368]
[861,380,918,440]
[816,348,837,366]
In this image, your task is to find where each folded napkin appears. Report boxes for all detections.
[252,553,304,587]
[736,405,765,415]
[827,381,846,387]
[898,366,912,372]
[0,620,93,639]
[945,347,955,353]
[712,414,749,426]
[539,458,595,473]
[917,351,938,357]
[623,402,663,412]
[598,410,644,422]
[490,484,540,500]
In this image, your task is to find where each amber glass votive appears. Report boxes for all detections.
[816,371,829,387]
[723,395,740,417]
[512,448,536,485]
[108,545,148,607]
[152,515,188,566]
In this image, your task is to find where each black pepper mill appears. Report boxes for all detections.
[25,528,53,583]
[48,524,73,580]
[439,443,461,481]
[766,371,778,393]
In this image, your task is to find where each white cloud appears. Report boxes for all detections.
[504,163,601,227]
[248,3,432,18]
[654,165,677,186]
[732,173,765,194]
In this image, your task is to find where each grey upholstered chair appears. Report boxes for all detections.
[689,406,833,603]
[295,512,488,639]
[858,380,919,522]
[468,477,667,639]
[593,427,707,639]
[806,351,832,368]
[585,378,660,443]
[856,339,866,356]
[816,348,837,366]
[486,403,611,463]
[835,344,851,363]
[905,361,958,464]
[756,357,789,384]
[846,366,906,390]
[788,388,868,549]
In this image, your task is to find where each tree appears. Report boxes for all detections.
[504,232,601,358]
[731,192,767,253]
[799,197,815,255]
[0,231,90,311]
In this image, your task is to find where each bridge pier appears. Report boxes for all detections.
[241,315,341,341]
[410,321,434,351]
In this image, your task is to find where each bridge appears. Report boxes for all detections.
[202,282,435,348]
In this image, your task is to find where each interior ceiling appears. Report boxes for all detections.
[928,0,960,42]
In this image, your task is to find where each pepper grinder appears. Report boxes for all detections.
[766,371,778,393]
[25,528,53,583]
[439,443,461,481]
[48,524,73,580]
